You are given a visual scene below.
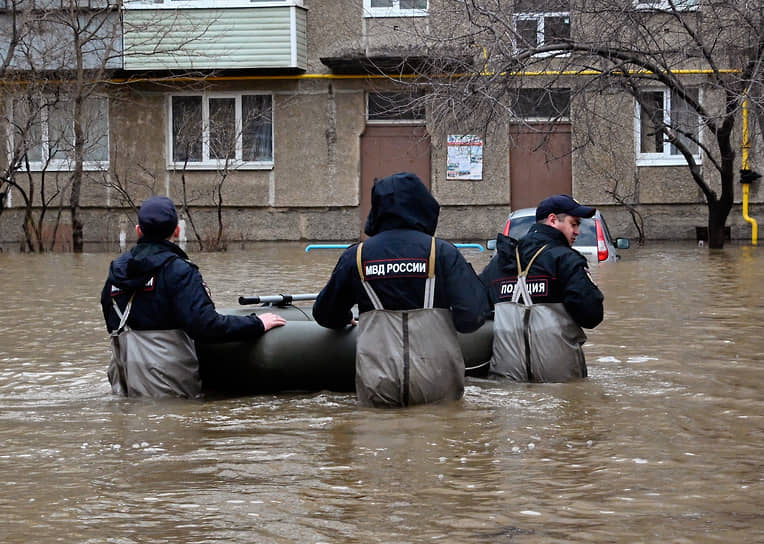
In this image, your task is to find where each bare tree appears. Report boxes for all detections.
[1,0,217,252]
[406,0,763,248]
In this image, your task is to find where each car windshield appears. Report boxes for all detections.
[509,214,597,246]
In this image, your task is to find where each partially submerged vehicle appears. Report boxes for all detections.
[491,207,630,263]
[197,294,494,396]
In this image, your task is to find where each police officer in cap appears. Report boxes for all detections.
[479,194,604,382]
[101,195,286,398]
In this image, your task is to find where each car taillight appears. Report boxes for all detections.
[503,219,511,236]
[595,219,608,261]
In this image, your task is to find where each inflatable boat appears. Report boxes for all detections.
[197,294,493,395]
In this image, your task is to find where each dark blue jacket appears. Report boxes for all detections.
[101,239,265,341]
[479,224,604,329]
[312,173,490,332]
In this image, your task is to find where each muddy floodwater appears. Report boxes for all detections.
[0,242,761,543]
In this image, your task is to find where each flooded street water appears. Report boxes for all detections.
[0,242,761,543]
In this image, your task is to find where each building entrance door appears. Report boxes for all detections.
[509,123,572,210]
[360,125,430,237]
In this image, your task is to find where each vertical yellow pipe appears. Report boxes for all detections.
[742,96,758,245]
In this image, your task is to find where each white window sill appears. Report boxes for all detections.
[634,2,698,12]
[167,161,274,171]
[636,155,701,167]
[363,9,428,18]
[19,162,109,172]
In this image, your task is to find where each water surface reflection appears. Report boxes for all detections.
[0,242,761,543]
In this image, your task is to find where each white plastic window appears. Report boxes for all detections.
[169,93,273,170]
[9,95,109,172]
[364,0,428,18]
[636,88,701,166]
[514,12,570,55]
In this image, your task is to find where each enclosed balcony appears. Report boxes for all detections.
[122,0,307,71]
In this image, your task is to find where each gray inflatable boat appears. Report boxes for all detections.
[196,294,493,395]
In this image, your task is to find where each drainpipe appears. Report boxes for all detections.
[741,94,760,245]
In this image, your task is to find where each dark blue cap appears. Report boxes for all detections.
[536,194,596,221]
[138,196,178,240]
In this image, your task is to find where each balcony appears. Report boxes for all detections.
[122,0,307,71]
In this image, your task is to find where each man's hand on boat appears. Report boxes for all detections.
[258,312,287,331]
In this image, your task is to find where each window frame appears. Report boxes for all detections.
[512,88,571,122]
[363,0,428,18]
[633,0,698,12]
[123,0,303,9]
[167,91,274,171]
[513,11,571,56]
[635,87,702,167]
[7,94,110,172]
[366,91,427,125]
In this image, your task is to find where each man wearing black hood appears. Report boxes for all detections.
[101,196,286,398]
[313,172,490,408]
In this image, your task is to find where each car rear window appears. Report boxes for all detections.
[508,214,599,247]
[507,215,536,239]
[575,218,596,245]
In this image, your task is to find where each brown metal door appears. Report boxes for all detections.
[509,123,572,210]
[360,125,431,236]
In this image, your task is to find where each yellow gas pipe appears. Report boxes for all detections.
[741,96,758,245]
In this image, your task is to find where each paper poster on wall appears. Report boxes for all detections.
[447,134,483,180]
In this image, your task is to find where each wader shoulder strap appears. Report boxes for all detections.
[423,237,436,309]
[111,292,137,334]
[511,244,547,306]
[355,238,437,311]
[356,243,385,310]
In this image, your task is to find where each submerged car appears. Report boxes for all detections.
[489,207,630,263]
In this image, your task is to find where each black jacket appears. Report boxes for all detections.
[101,239,265,341]
[479,224,604,329]
[313,173,490,332]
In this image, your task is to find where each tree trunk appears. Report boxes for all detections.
[70,171,83,252]
[707,201,728,249]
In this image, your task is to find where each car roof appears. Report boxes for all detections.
[510,207,601,218]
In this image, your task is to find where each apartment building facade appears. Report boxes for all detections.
[0,0,761,248]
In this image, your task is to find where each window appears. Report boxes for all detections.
[634,0,698,12]
[9,95,109,171]
[514,0,570,54]
[512,88,570,120]
[169,93,273,169]
[636,88,701,166]
[363,0,428,18]
[367,91,426,122]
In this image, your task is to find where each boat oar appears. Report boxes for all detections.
[238,293,320,306]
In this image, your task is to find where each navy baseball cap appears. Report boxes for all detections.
[138,196,178,240]
[536,194,596,221]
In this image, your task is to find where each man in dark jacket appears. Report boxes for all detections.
[313,172,490,407]
[101,196,286,398]
[479,194,604,382]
